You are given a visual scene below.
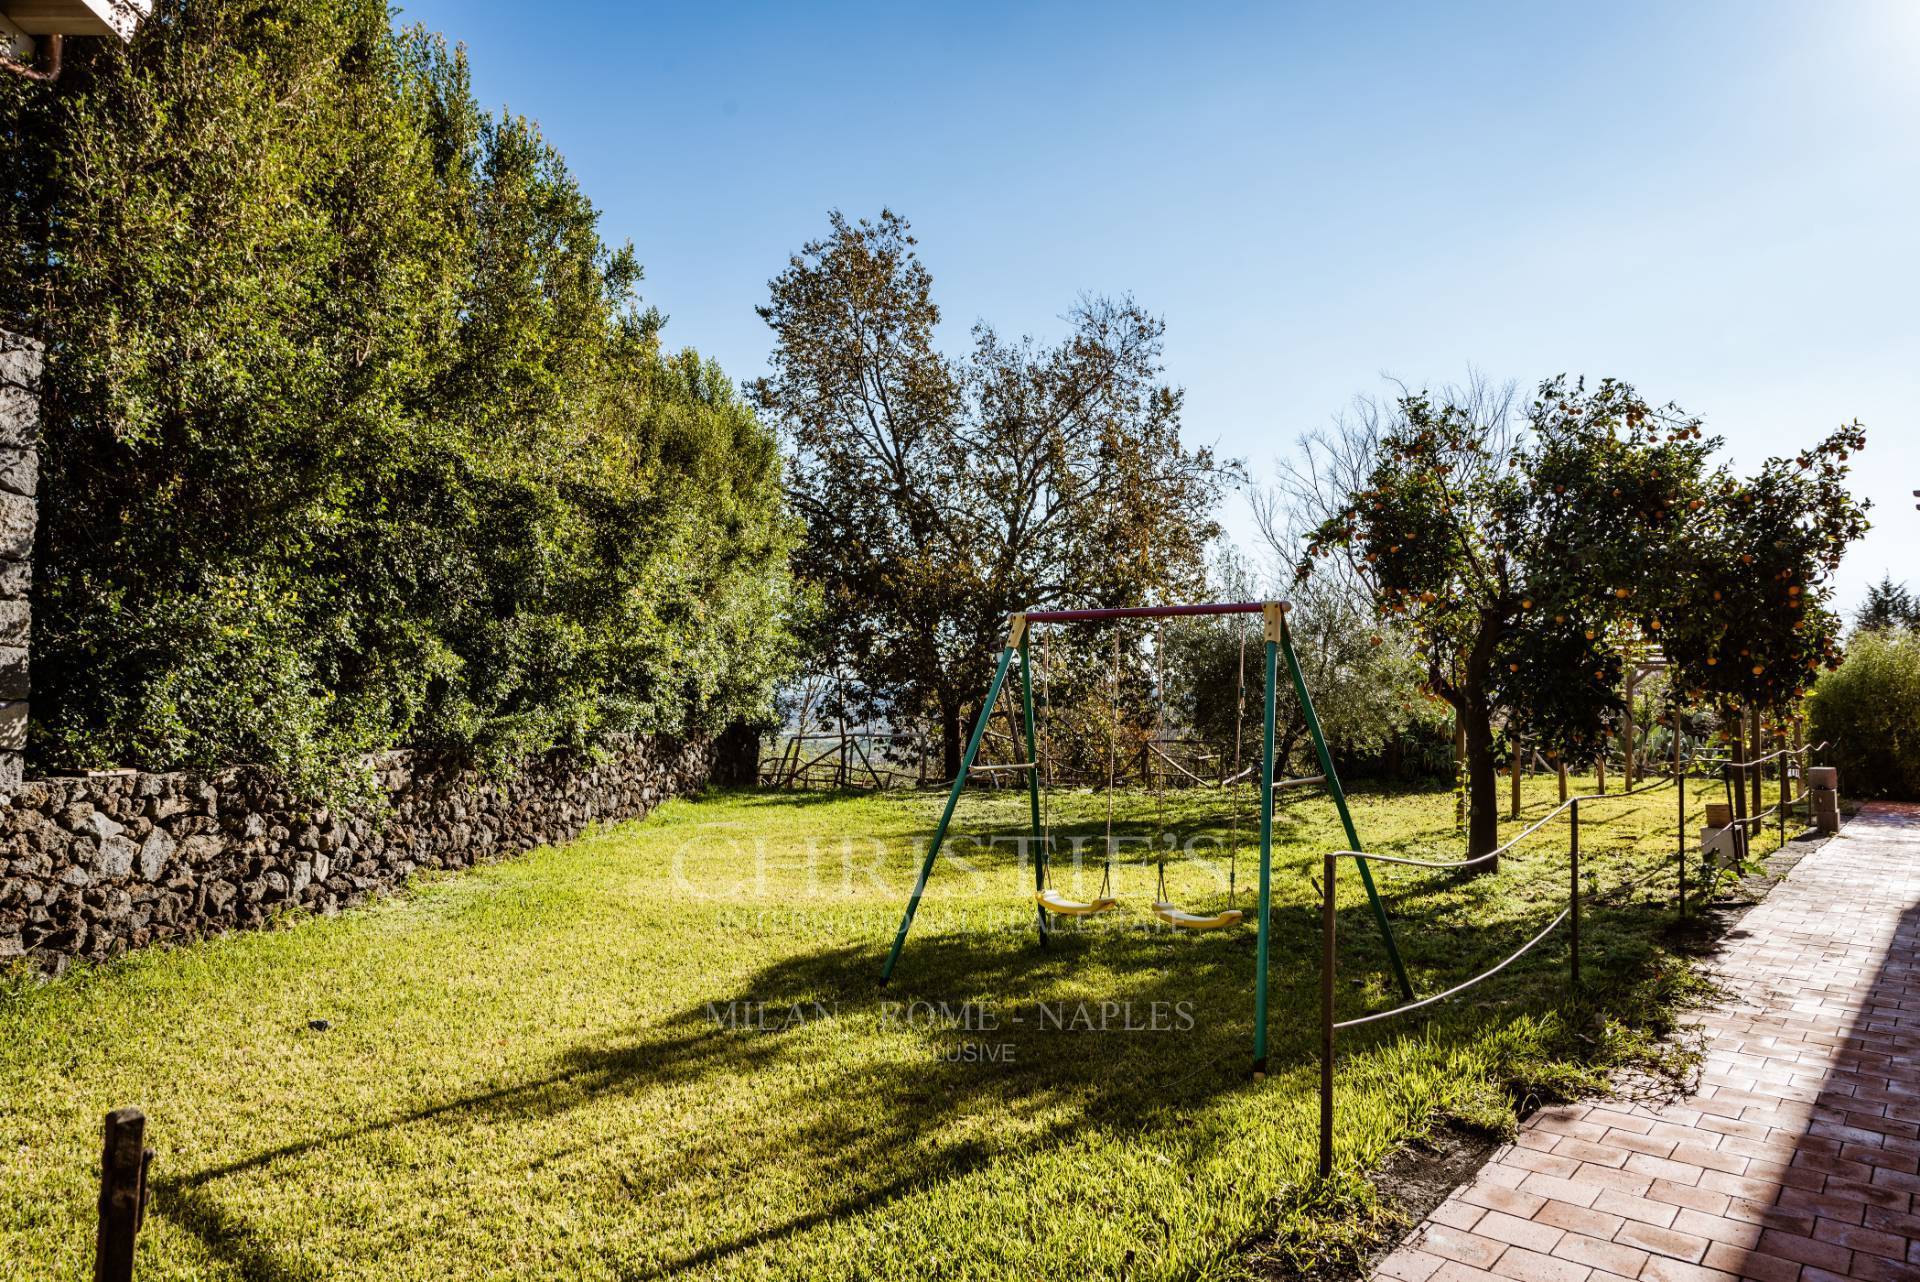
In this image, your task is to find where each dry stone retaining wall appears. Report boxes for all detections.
[0,735,716,974]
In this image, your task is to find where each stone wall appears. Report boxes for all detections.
[0,333,38,790]
[0,734,715,974]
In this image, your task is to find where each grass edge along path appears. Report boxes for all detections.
[0,774,1776,1282]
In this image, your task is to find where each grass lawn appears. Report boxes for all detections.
[0,772,1777,1281]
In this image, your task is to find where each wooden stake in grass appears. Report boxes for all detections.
[1623,662,1638,789]
[94,1108,150,1282]
[1453,715,1467,831]
[1509,731,1522,820]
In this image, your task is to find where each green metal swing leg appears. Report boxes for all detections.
[880,645,1017,984]
[1278,618,1415,1002]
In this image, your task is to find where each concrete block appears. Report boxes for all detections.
[0,701,24,751]
[0,494,33,561]
[1700,826,1738,860]
[0,447,37,498]
[0,336,40,451]
[0,600,28,647]
[0,646,26,700]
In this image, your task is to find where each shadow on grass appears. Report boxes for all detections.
[146,776,1713,1280]
[151,866,1693,1280]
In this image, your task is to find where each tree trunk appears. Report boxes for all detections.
[940,698,964,782]
[710,720,762,786]
[1462,701,1501,867]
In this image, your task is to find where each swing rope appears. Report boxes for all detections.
[1039,623,1055,866]
[1146,614,1245,932]
[1154,619,1170,905]
[1102,626,1119,900]
[1229,625,1247,905]
[1032,621,1118,918]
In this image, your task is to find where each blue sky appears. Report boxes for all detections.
[398,0,1917,613]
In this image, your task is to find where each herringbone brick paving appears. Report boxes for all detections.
[1374,803,1920,1282]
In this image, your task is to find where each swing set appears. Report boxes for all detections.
[879,600,1416,1074]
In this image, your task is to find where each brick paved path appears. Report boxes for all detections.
[1375,803,1920,1282]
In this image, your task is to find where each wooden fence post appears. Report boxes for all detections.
[1676,769,1687,919]
[1319,851,1337,1179]
[1569,800,1581,988]
[1509,732,1522,820]
[94,1107,151,1282]
[1623,664,1638,789]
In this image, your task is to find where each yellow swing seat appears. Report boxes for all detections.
[1152,901,1244,931]
[1036,888,1119,917]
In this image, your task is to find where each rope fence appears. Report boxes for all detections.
[1314,740,1831,1178]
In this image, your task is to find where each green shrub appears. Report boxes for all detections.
[0,1,796,793]
[1808,628,1920,799]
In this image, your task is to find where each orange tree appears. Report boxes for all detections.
[1658,425,1868,713]
[1296,377,1867,863]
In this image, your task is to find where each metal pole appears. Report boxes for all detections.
[1277,614,1414,1000]
[1319,850,1337,1178]
[881,641,1019,983]
[94,1107,150,1282]
[1018,635,1048,947]
[1253,612,1279,1076]
[1569,799,1581,989]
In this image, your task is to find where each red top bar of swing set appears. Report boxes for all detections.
[1019,600,1287,623]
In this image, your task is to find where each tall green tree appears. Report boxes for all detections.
[752,210,1232,775]
[1808,627,1920,799]
[0,0,795,792]
[1856,575,1919,633]
[1286,376,1866,862]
